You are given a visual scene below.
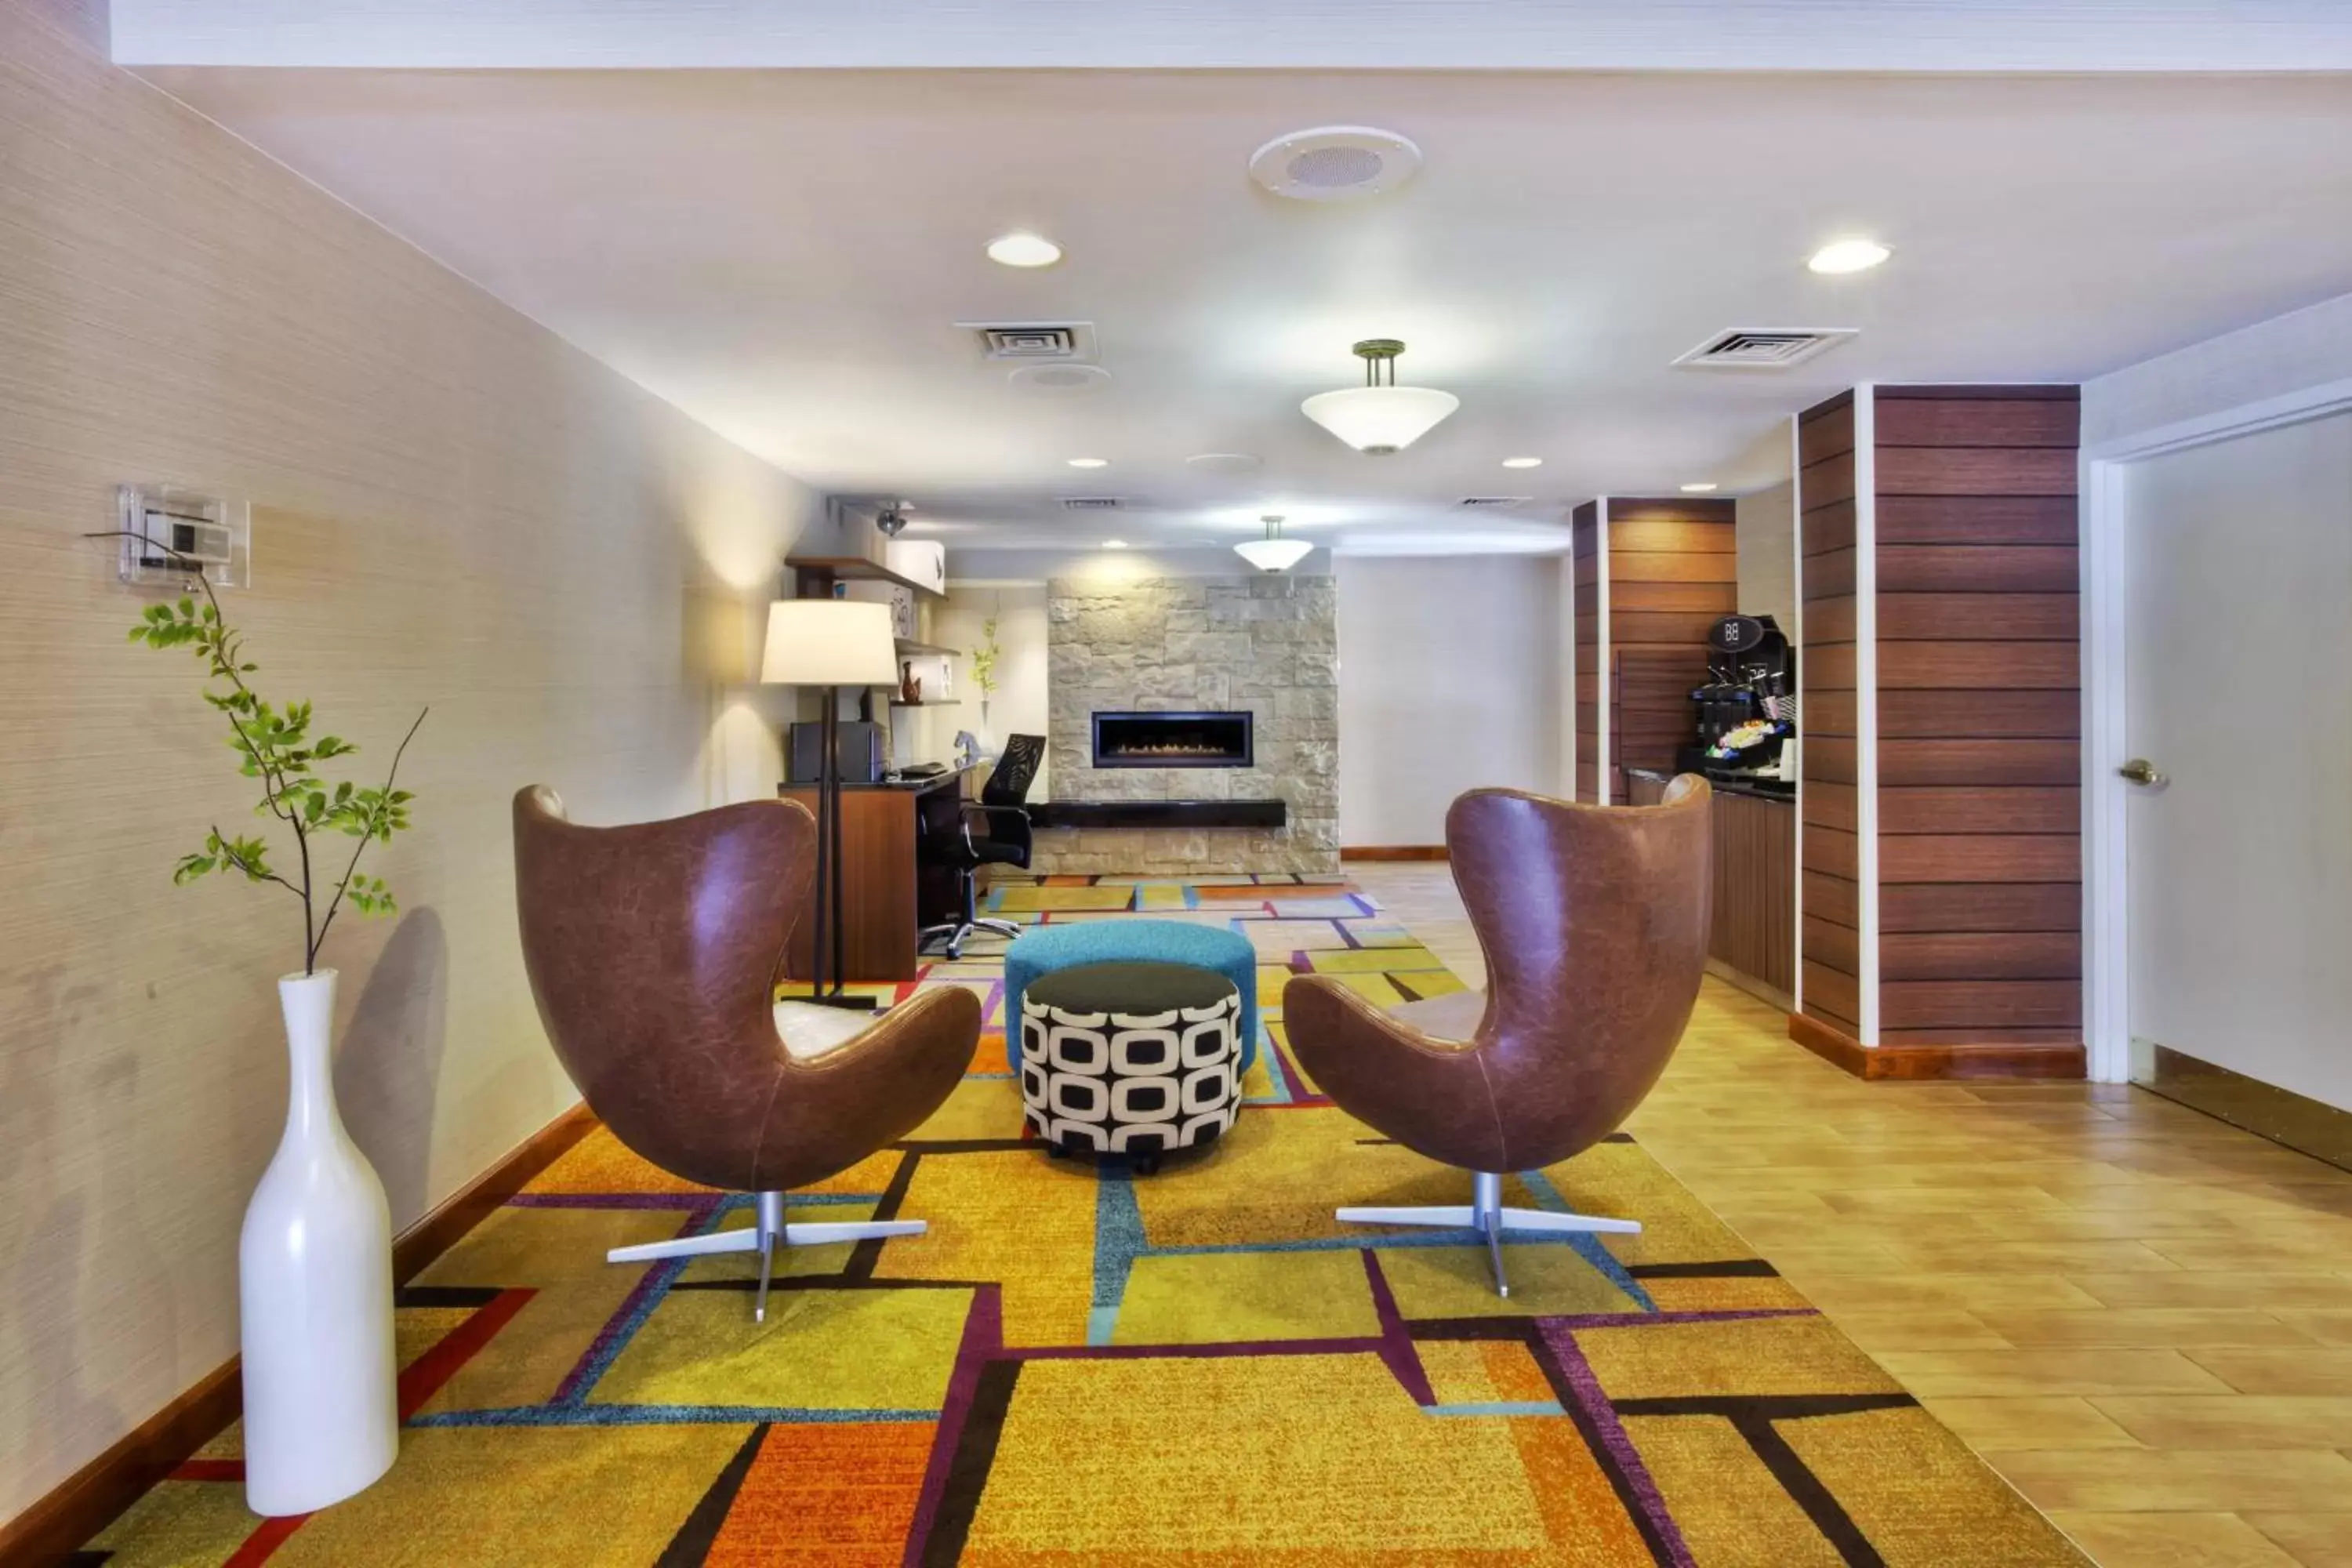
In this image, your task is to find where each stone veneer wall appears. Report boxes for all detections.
[1036,574,1339,875]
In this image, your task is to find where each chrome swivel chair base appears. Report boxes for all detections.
[918,915,1023,960]
[607,1192,925,1321]
[1337,1171,1641,1298]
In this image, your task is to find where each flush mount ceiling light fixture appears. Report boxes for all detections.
[985,232,1062,268]
[1101,539,1130,550]
[1502,456,1544,470]
[1679,481,1720,493]
[1249,125,1423,202]
[1807,238,1891,275]
[1301,340,1459,455]
[1067,457,1109,469]
[1234,515,1313,574]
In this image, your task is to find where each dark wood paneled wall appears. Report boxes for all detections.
[1606,497,1738,800]
[1873,386,2082,1047]
[1798,393,1863,1039]
[1571,500,1602,801]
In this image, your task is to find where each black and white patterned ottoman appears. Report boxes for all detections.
[1018,960,1243,1169]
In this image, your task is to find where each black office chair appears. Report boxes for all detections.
[920,734,1044,959]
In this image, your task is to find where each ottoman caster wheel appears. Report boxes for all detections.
[1132,1156,1162,1178]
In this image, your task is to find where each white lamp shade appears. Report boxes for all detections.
[1300,385,1461,453]
[1234,537,1315,572]
[760,598,898,686]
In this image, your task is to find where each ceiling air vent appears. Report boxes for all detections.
[1060,496,1124,511]
[1458,496,1531,509]
[1673,328,1857,370]
[960,321,1099,361]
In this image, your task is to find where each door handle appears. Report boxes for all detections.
[2118,758,2168,787]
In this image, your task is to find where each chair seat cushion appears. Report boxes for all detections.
[1388,988,1486,1045]
[772,999,873,1062]
[1003,919,1259,1073]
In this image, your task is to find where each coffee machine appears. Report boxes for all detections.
[1676,614,1795,786]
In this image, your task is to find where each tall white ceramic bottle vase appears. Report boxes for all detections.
[240,968,399,1516]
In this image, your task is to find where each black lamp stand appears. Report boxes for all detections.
[807,687,877,1011]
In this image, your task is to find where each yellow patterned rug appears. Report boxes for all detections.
[85,873,2085,1566]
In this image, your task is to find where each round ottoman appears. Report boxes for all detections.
[1003,919,1259,1074]
[1020,961,1243,1170]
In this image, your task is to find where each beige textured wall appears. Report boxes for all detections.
[0,0,820,1519]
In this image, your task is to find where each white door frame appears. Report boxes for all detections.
[2079,376,2352,1083]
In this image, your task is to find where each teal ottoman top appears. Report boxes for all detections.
[1004,920,1258,1074]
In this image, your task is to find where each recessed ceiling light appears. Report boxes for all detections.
[1680,482,1720,493]
[1807,238,1891,275]
[985,232,1062,268]
[1067,457,1109,469]
[1101,539,1130,550]
[1501,456,1544,470]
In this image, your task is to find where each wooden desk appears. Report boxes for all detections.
[779,768,973,982]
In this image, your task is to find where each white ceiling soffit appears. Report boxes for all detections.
[111,0,2352,71]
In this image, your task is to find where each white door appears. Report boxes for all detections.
[2124,411,2352,1108]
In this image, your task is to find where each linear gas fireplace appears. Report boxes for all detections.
[1091,710,1254,769]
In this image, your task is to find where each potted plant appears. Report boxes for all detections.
[122,555,424,1517]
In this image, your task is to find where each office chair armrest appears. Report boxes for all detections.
[957,801,1031,857]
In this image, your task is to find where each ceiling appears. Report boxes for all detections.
[139,61,2352,555]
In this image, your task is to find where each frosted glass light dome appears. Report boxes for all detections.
[1301,339,1458,454]
[1300,386,1461,454]
[1234,536,1314,572]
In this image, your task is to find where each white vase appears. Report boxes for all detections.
[239,968,399,1516]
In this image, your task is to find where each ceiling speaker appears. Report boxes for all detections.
[1250,125,1423,202]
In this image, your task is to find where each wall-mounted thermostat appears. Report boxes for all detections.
[116,485,250,589]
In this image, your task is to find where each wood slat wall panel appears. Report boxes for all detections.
[1604,497,1734,797]
[1712,793,1795,993]
[1879,545,2078,594]
[1805,870,1860,928]
[1882,930,2082,981]
[1880,739,2080,786]
[1797,393,1860,1013]
[1879,593,2078,641]
[1881,881,2081,933]
[1878,641,2079,690]
[1571,501,1600,802]
[1872,387,2082,1053]
[1879,786,2080,835]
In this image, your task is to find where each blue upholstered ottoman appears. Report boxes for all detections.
[1004,919,1258,1073]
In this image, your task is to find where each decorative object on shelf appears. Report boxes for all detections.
[1300,339,1458,453]
[970,597,1003,720]
[763,598,898,1008]
[1234,515,1313,573]
[111,537,423,1518]
[900,662,924,705]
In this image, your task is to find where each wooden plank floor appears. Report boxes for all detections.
[1352,862,2352,1568]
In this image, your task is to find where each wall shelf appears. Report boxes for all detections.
[887,699,963,709]
[786,555,943,598]
[894,638,962,658]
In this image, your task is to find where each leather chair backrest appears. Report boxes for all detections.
[1448,778,1713,1160]
[512,786,814,1187]
[984,734,1045,807]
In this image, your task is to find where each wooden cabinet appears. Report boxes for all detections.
[1626,771,1795,1001]
[779,771,971,982]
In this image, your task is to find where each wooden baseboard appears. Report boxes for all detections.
[1704,959,1795,1012]
[1341,846,1449,862]
[1787,1011,2085,1080]
[0,1102,597,1566]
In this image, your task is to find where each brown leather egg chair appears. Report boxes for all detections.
[513,786,978,1319]
[1283,779,1712,1296]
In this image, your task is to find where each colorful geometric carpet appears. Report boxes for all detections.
[84,873,2085,1566]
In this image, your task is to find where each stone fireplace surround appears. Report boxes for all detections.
[1036,574,1339,875]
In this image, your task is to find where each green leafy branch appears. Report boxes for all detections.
[98,532,426,974]
[970,612,1002,700]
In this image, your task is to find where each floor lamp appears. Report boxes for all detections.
[762,597,898,1010]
